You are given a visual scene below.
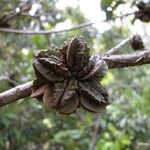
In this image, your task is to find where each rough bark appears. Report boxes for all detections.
[104,50,150,69]
[0,81,32,107]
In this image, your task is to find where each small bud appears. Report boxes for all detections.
[136,1,145,10]
[130,35,144,50]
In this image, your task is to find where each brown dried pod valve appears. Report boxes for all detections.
[31,36,110,115]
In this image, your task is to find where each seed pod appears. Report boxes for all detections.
[137,1,145,10]
[130,35,144,50]
[134,1,150,22]
[31,36,109,115]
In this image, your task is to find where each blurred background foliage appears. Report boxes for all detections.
[0,0,150,149]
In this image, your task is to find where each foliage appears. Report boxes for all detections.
[101,0,125,20]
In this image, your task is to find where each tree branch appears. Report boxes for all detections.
[0,81,32,107]
[105,37,132,56]
[0,76,19,86]
[0,11,137,35]
[0,50,150,107]
[104,50,150,69]
[0,3,31,27]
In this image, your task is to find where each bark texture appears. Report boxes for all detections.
[0,50,150,107]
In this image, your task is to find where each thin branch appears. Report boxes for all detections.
[0,11,137,35]
[0,81,32,107]
[105,37,132,56]
[21,11,136,21]
[0,50,150,107]
[0,22,94,35]
[111,12,136,20]
[89,114,101,150]
[0,76,19,86]
[20,12,57,19]
[0,3,31,26]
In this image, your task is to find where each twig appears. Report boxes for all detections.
[0,3,31,26]
[105,37,132,56]
[0,22,94,35]
[20,12,56,19]
[111,12,136,20]
[89,114,101,150]
[0,50,150,107]
[0,76,19,86]
[0,11,137,35]
[20,11,136,22]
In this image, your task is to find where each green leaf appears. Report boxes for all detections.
[31,35,47,49]
[54,129,82,143]
[101,0,113,10]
